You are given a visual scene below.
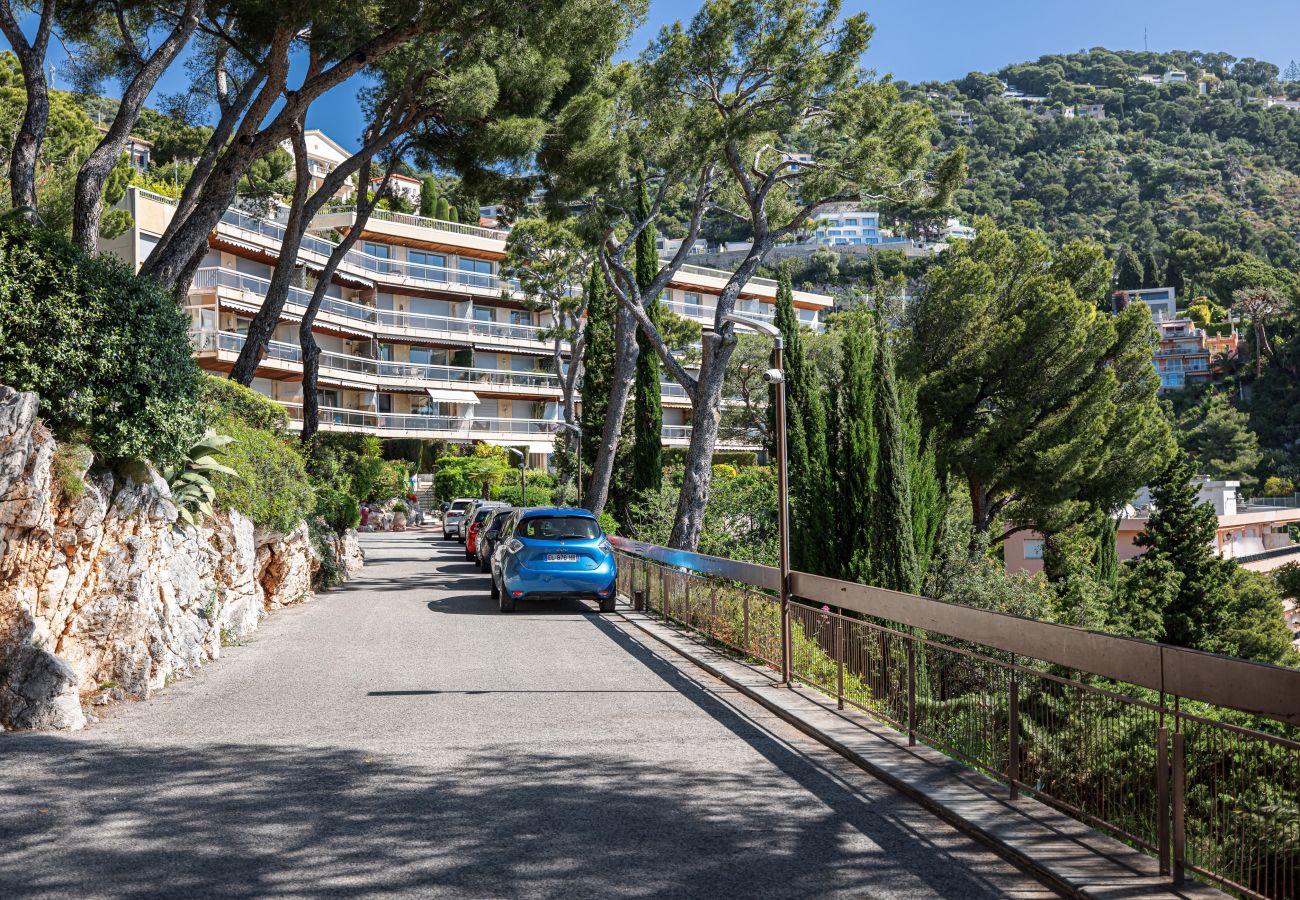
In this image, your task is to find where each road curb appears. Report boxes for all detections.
[615,605,1223,900]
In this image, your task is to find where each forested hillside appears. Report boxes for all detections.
[903,49,1300,273]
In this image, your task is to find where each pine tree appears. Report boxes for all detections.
[869,329,919,593]
[773,267,832,574]
[837,317,877,583]
[1141,250,1163,289]
[579,266,614,496]
[630,179,663,496]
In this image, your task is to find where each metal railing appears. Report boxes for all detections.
[331,204,510,241]
[612,538,1300,899]
[216,208,522,295]
[278,402,561,436]
[193,330,560,391]
[192,267,551,345]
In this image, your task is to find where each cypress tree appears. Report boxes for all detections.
[1142,250,1163,289]
[838,317,876,583]
[580,266,614,492]
[1135,451,1229,648]
[901,382,943,586]
[869,330,919,593]
[447,206,459,223]
[1115,247,1144,291]
[630,179,663,496]
[773,267,832,575]
[419,176,438,218]
[435,196,451,220]
[1095,514,1119,591]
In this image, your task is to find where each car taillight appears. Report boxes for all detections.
[506,539,523,554]
[598,538,611,554]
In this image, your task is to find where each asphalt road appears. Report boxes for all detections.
[0,529,1057,899]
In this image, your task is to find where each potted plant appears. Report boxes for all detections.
[392,500,409,531]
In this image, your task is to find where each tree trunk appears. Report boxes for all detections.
[300,334,322,446]
[585,304,639,513]
[71,0,202,253]
[668,332,733,550]
[230,121,310,385]
[0,0,54,221]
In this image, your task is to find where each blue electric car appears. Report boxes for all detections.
[490,508,617,613]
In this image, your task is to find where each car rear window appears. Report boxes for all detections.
[472,508,498,525]
[450,500,471,511]
[517,515,601,541]
[489,511,512,530]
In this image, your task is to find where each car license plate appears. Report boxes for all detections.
[546,553,578,562]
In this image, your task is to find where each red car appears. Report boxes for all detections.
[464,504,506,561]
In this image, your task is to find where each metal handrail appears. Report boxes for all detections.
[192,267,552,345]
[612,538,1300,898]
[193,329,560,391]
[330,204,510,240]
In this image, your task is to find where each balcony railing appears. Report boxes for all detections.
[192,267,551,345]
[195,330,560,391]
[217,208,521,295]
[612,540,1300,899]
[279,403,564,437]
[331,205,510,241]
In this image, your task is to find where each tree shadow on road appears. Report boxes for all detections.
[0,734,1048,900]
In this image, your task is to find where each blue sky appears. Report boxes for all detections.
[12,1,1300,149]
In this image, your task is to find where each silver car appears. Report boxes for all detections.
[442,498,475,540]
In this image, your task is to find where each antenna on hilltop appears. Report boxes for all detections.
[1144,26,1149,52]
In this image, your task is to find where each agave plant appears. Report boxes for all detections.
[163,429,238,527]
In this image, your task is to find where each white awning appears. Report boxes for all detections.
[425,387,479,404]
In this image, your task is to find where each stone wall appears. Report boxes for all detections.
[0,386,363,731]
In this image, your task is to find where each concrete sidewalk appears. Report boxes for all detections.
[617,606,1224,900]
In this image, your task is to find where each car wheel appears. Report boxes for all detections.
[490,572,499,599]
[442,530,451,540]
[464,549,474,561]
[599,596,616,614]
[478,555,488,573]
[499,588,515,613]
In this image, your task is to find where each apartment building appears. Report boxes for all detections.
[285,130,356,202]
[108,180,833,464]
[1153,318,1239,391]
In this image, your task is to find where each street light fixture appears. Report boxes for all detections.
[506,447,526,506]
[720,312,791,688]
[555,421,583,507]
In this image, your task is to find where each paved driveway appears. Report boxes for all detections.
[0,529,1056,899]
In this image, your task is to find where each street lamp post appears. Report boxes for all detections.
[507,447,526,506]
[721,313,791,687]
[556,422,583,506]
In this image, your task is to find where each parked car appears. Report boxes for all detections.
[476,507,515,572]
[490,507,617,613]
[464,502,507,561]
[442,498,475,540]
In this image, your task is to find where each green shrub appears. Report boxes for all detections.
[0,218,202,466]
[210,416,314,533]
[597,511,619,536]
[491,468,556,506]
[309,432,407,502]
[200,375,289,433]
[314,487,360,533]
[163,429,238,527]
[663,448,759,469]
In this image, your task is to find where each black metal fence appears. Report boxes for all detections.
[612,539,1300,899]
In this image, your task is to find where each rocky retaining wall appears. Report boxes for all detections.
[0,385,363,730]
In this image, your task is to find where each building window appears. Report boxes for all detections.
[1024,539,1045,560]
[458,257,493,287]
[473,307,494,323]
[685,292,704,317]
[409,250,446,280]
[377,394,392,413]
